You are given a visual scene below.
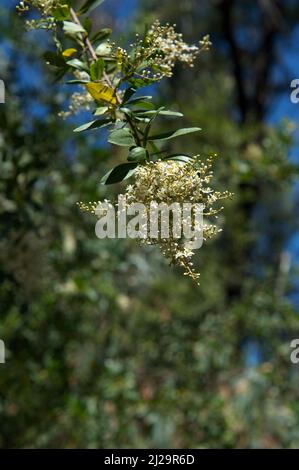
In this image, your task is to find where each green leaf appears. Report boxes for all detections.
[93,106,109,116]
[127,95,153,105]
[148,127,201,142]
[90,58,104,81]
[134,116,151,123]
[67,79,90,84]
[122,87,137,103]
[52,5,70,21]
[131,101,156,111]
[66,59,89,72]
[73,119,111,133]
[108,128,135,147]
[143,107,164,145]
[101,162,138,185]
[83,17,92,34]
[164,154,194,163]
[91,28,112,44]
[128,77,155,89]
[138,109,183,117]
[95,42,112,56]
[79,0,105,15]
[63,21,86,35]
[127,147,148,162]
[119,107,132,115]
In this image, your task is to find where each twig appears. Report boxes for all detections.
[70,7,120,103]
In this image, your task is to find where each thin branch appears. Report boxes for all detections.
[70,7,120,103]
[70,8,97,60]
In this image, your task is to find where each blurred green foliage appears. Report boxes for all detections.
[1,1,299,448]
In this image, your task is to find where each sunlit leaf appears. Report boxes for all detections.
[66,58,89,72]
[85,82,117,104]
[62,48,77,58]
[95,42,112,56]
[63,21,86,35]
[93,106,109,116]
[138,109,183,117]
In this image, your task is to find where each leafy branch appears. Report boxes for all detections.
[17,0,211,184]
[16,0,233,283]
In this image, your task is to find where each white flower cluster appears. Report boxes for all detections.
[145,21,211,77]
[59,91,93,119]
[124,158,231,282]
[58,71,94,119]
[79,157,231,284]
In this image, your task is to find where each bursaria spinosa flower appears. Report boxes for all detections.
[124,157,231,283]
[114,21,211,81]
[79,157,232,284]
[144,21,211,78]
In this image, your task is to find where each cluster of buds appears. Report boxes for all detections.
[16,0,62,29]
[16,0,61,15]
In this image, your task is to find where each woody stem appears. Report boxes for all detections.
[69,7,118,98]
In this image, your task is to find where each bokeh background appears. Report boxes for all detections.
[1,0,299,448]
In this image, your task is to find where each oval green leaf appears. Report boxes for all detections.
[101,162,138,185]
[148,127,201,142]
